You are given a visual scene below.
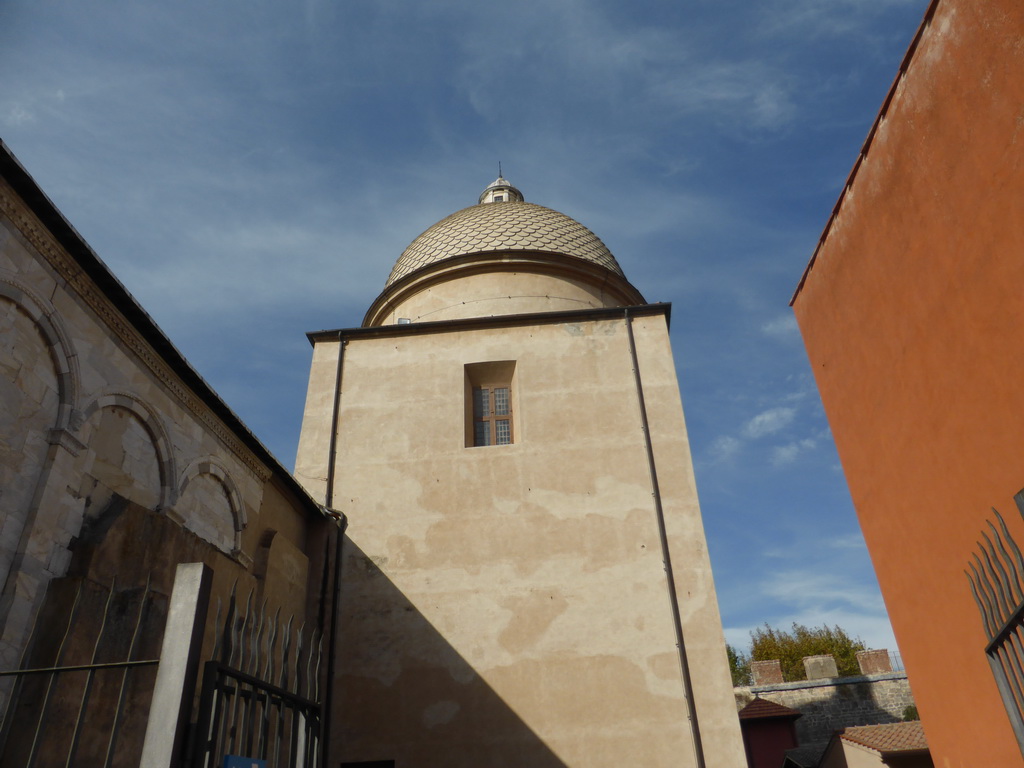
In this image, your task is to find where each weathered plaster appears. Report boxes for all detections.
[297,310,743,766]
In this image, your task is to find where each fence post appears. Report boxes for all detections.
[140,562,212,768]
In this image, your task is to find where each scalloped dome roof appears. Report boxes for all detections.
[385,183,624,287]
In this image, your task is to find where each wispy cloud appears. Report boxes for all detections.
[762,569,883,613]
[725,564,896,653]
[756,0,922,41]
[744,407,797,439]
[761,313,800,340]
[701,403,807,466]
[771,437,818,466]
[3,105,34,126]
[829,532,868,550]
[0,0,923,672]
[710,435,742,463]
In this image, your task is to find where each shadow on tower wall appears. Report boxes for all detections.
[334,537,568,768]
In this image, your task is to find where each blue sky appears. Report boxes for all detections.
[1,0,929,655]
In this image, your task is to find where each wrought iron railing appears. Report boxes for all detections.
[965,501,1024,754]
[0,577,161,767]
[189,583,322,768]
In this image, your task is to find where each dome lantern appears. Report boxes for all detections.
[478,175,524,205]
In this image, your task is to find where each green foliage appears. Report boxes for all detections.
[727,644,751,686]
[902,704,919,721]
[749,623,866,682]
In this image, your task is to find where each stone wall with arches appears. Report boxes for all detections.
[0,148,335,700]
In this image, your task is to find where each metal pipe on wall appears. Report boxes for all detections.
[624,308,706,768]
[322,334,348,767]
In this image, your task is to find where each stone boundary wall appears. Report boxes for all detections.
[735,671,915,746]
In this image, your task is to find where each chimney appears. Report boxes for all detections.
[856,649,893,675]
[803,654,838,680]
[751,660,784,685]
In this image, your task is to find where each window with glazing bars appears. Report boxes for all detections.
[473,385,512,446]
[465,360,516,448]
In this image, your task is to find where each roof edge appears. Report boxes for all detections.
[0,140,330,522]
[790,0,942,306]
[308,302,672,345]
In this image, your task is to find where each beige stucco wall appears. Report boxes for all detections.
[375,267,629,325]
[296,309,743,766]
[0,175,321,702]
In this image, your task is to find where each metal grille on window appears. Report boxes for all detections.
[966,495,1024,756]
[472,386,512,447]
[494,388,509,416]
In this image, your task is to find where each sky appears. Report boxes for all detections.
[0,0,930,656]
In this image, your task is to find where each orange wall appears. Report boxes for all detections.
[793,1,1024,765]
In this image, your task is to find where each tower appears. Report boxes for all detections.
[296,177,743,766]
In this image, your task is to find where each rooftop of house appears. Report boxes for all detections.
[839,721,928,754]
[739,697,802,721]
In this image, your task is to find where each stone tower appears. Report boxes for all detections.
[295,177,743,767]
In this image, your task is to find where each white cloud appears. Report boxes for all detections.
[701,402,815,468]
[647,60,797,132]
[770,437,818,467]
[727,611,898,656]
[762,569,882,613]
[829,532,867,550]
[4,105,34,126]
[761,313,799,340]
[710,435,742,463]
[0,0,922,676]
[725,565,899,654]
[743,407,796,439]
[757,0,921,42]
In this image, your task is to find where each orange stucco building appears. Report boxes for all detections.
[791,1,1024,765]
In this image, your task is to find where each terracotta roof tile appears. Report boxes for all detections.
[839,721,928,753]
[387,201,623,286]
[739,698,802,720]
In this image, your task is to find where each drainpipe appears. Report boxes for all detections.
[624,308,706,768]
[322,334,347,767]
[325,336,347,509]
[321,509,346,768]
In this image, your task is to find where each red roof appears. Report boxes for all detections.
[839,721,929,753]
[739,697,802,720]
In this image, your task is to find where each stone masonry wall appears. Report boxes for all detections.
[736,671,915,746]
[0,161,329,725]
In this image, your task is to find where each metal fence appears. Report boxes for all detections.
[0,577,162,767]
[965,503,1024,756]
[189,584,322,768]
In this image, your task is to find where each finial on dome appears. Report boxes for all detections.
[479,171,524,204]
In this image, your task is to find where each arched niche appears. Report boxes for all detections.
[73,393,176,516]
[0,277,79,588]
[0,275,80,430]
[176,457,246,556]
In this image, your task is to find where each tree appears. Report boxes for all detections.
[727,644,751,686]
[749,622,866,682]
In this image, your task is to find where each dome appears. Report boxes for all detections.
[365,177,643,327]
[385,198,625,287]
